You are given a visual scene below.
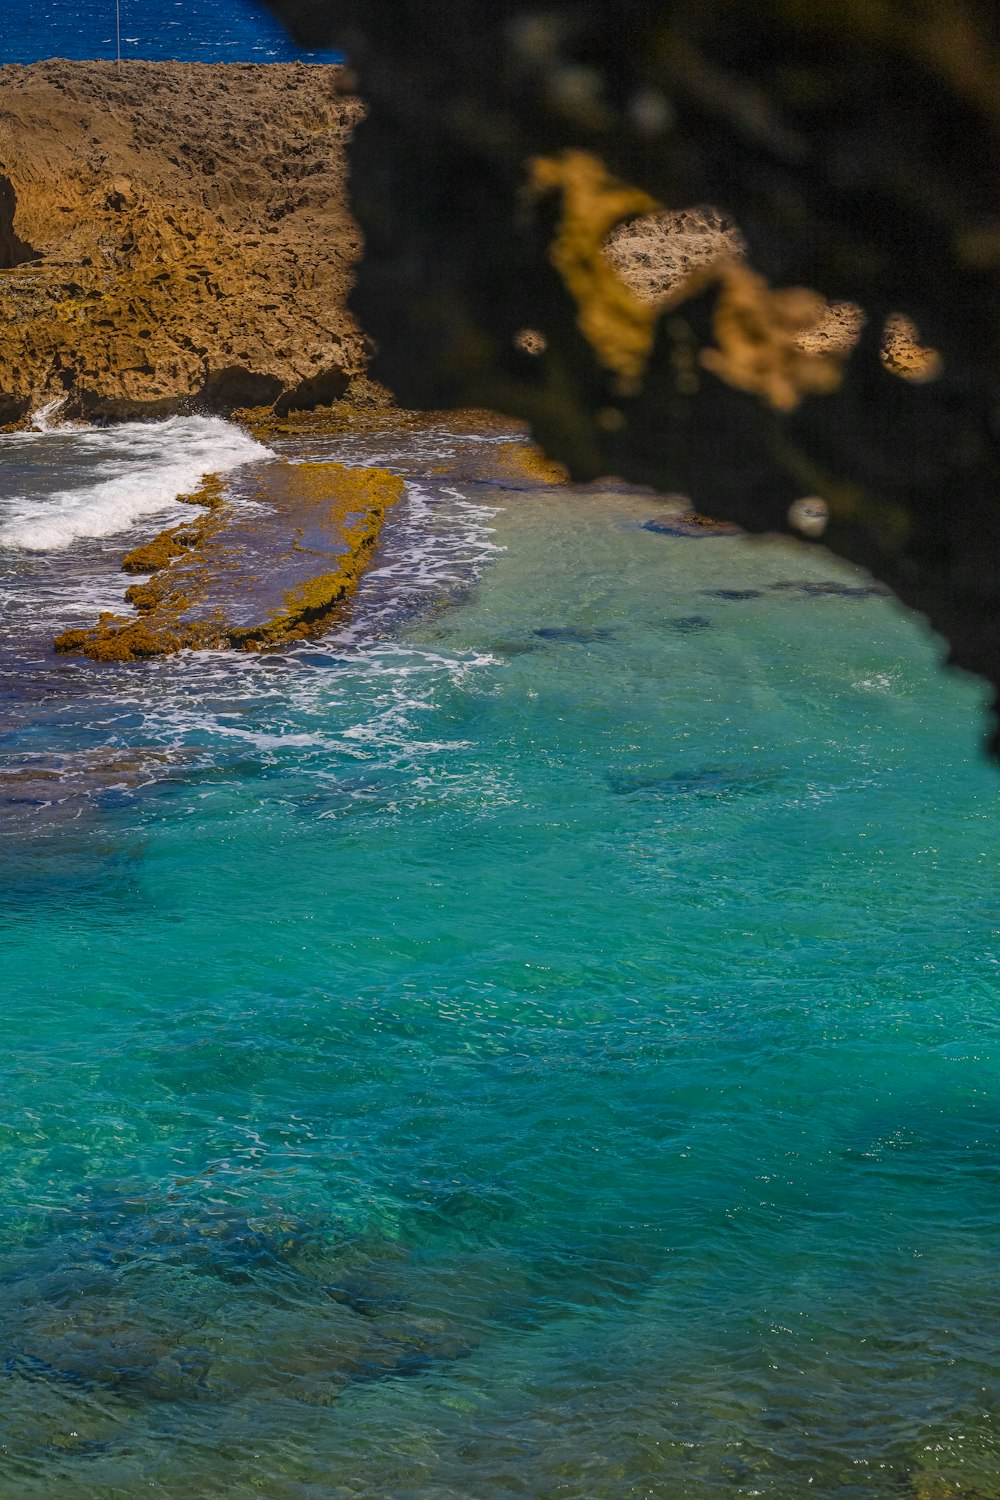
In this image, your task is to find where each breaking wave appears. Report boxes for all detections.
[0,414,269,551]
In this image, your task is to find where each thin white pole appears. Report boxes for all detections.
[116,0,121,65]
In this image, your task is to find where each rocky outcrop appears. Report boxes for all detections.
[0,60,366,422]
[54,460,404,660]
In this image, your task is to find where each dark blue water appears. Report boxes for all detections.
[0,0,341,65]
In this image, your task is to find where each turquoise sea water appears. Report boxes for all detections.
[1,418,999,1498]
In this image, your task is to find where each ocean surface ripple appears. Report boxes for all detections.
[0,416,998,1499]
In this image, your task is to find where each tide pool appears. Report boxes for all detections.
[0,421,998,1498]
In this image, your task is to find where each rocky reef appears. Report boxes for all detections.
[0,60,365,422]
[54,460,404,660]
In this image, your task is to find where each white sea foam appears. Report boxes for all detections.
[29,397,70,432]
[0,415,270,551]
[332,481,503,642]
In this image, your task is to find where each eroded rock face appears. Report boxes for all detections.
[0,60,366,422]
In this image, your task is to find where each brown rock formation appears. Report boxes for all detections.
[54,460,404,660]
[0,60,365,422]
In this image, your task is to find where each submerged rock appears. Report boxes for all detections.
[532,625,614,643]
[0,1197,474,1416]
[665,615,713,634]
[54,460,404,661]
[643,512,744,538]
[608,765,767,797]
[699,588,765,601]
[768,579,891,599]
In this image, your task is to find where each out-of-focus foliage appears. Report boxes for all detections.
[266,0,1000,747]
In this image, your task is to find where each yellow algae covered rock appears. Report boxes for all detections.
[529,151,660,390]
[54,461,403,661]
[490,441,569,486]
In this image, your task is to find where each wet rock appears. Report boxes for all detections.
[54,460,404,661]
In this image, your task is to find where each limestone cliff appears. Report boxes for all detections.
[0,60,366,422]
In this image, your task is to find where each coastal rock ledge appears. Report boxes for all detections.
[0,60,366,423]
[54,460,404,660]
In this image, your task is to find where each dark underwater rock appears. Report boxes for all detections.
[608,765,767,797]
[665,615,713,634]
[532,625,613,643]
[0,1199,474,1411]
[699,589,764,601]
[5,1351,90,1388]
[489,639,542,656]
[767,579,892,599]
[643,513,743,538]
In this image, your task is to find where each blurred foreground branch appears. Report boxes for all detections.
[265,0,1000,749]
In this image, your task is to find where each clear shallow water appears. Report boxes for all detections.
[0,0,341,65]
[0,419,999,1498]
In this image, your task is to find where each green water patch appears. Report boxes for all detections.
[0,472,998,1496]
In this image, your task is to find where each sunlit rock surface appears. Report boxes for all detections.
[0,60,365,423]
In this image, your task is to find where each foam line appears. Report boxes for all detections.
[0,415,270,551]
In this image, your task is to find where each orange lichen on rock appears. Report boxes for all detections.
[491,441,569,485]
[54,461,404,661]
[529,150,661,387]
[689,262,850,412]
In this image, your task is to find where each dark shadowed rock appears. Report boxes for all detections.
[261,0,1000,750]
